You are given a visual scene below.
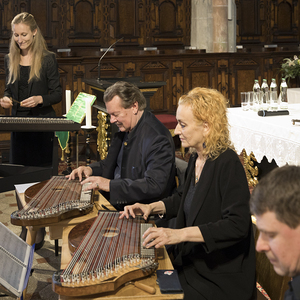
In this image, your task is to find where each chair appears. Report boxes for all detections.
[252,217,290,300]
[155,114,185,157]
[175,157,188,187]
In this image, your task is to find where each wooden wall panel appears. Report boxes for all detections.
[1,0,300,160]
[3,49,299,160]
[236,0,300,49]
[191,72,210,89]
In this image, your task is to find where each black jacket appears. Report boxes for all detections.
[164,149,256,300]
[90,110,176,209]
[4,52,62,117]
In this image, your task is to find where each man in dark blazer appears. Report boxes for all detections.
[250,165,300,300]
[68,81,176,210]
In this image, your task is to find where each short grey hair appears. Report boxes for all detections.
[103,81,146,110]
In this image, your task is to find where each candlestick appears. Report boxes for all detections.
[85,98,92,127]
[65,90,71,113]
[81,126,95,165]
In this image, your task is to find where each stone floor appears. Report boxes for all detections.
[0,190,61,300]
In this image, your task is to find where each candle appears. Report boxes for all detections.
[65,90,71,113]
[85,98,92,127]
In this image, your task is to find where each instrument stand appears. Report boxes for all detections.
[60,131,79,175]
[61,135,72,175]
[81,126,96,165]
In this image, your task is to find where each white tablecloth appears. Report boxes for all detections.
[287,88,300,104]
[228,104,300,166]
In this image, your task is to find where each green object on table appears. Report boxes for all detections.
[66,92,96,123]
[56,92,96,150]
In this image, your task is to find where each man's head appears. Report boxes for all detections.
[250,165,300,277]
[103,81,146,132]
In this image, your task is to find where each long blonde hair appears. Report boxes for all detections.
[8,12,49,84]
[178,87,234,159]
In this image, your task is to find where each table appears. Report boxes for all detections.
[15,184,183,299]
[287,88,300,104]
[58,197,184,300]
[228,104,300,166]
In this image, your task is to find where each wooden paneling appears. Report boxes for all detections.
[1,0,300,160]
[2,48,298,161]
[236,0,300,48]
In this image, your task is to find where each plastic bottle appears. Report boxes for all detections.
[253,79,261,111]
[261,79,270,110]
[279,78,288,110]
[270,78,278,111]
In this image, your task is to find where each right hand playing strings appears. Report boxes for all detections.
[66,166,93,182]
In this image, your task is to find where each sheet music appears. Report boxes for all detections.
[15,182,39,195]
[0,223,33,297]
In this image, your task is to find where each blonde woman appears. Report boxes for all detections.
[0,12,62,167]
[0,12,62,248]
[121,87,256,300]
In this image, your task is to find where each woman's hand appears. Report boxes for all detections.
[0,96,12,108]
[142,227,183,248]
[120,203,152,221]
[21,96,43,107]
[144,226,204,249]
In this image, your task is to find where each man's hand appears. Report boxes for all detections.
[81,176,110,192]
[66,166,93,182]
[119,203,152,221]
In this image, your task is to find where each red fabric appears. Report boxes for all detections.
[155,114,177,129]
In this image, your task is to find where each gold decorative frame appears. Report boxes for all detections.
[96,111,110,160]
[242,149,259,187]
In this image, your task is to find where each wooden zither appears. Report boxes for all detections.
[52,211,158,297]
[11,176,94,227]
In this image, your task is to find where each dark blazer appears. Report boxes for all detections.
[164,149,256,300]
[4,52,62,117]
[284,276,300,300]
[90,110,176,210]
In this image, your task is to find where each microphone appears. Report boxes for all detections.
[97,37,124,84]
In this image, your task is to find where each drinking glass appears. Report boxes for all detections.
[241,92,249,111]
[248,91,254,110]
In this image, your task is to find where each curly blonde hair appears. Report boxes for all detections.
[178,87,234,159]
[8,12,50,84]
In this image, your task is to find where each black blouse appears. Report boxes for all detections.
[17,65,31,114]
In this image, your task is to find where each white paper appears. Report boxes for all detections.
[14,182,39,195]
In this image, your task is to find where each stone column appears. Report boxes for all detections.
[190,0,213,52]
[190,0,236,53]
[227,0,236,52]
[212,0,228,52]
